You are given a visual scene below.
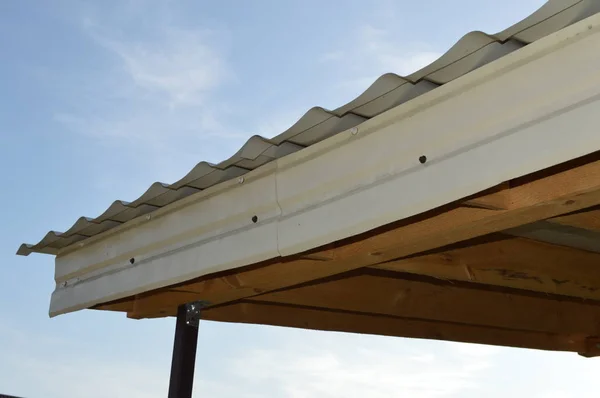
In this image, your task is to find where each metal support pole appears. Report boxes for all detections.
[167,304,200,398]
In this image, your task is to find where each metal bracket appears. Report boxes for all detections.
[185,300,210,328]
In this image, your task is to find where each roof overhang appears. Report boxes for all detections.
[46,12,600,318]
[18,2,600,357]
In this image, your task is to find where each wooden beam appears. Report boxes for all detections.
[96,291,201,316]
[549,207,600,231]
[506,221,600,254]
[252,273,600,335]
[93,297,135,313]
[126,156,600,319]
[372,237,600,300]
[580,337,600,358]
[201,301,588,354]
[461,183,510,210]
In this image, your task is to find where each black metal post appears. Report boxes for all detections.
[168,304,199,398]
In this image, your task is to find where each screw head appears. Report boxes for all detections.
[419,155,427,164]
[146,214,152,220]
[350,127,358,135]
[238,176,245,184]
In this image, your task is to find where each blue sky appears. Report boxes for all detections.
[2,0,600,397]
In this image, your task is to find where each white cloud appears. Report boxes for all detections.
[87,24,232,107]
[319,50,344,63]
[258,4,443,142]
[224,332,497,398]
[357,24,441,76]
[450,341,501,358]
[254,109,310,138]
[314,10,442,105]
[0,319,169,398]
[4,316,600,398]
[50,5,249,193]
[335,22,440,97]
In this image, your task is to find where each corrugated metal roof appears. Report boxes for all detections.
[17,0,600,257]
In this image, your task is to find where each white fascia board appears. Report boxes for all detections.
[50,14,600,317]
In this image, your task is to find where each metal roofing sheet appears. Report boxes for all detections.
[17,0,600,256]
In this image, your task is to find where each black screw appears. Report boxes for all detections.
[129,258,135,264]
[252,215,258,223]
[419,155,427,164]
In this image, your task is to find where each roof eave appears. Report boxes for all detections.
[46,13,600,317]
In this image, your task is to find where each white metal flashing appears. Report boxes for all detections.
[49,13,600,316]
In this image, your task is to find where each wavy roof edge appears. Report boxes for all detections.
[18,0,600,256]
